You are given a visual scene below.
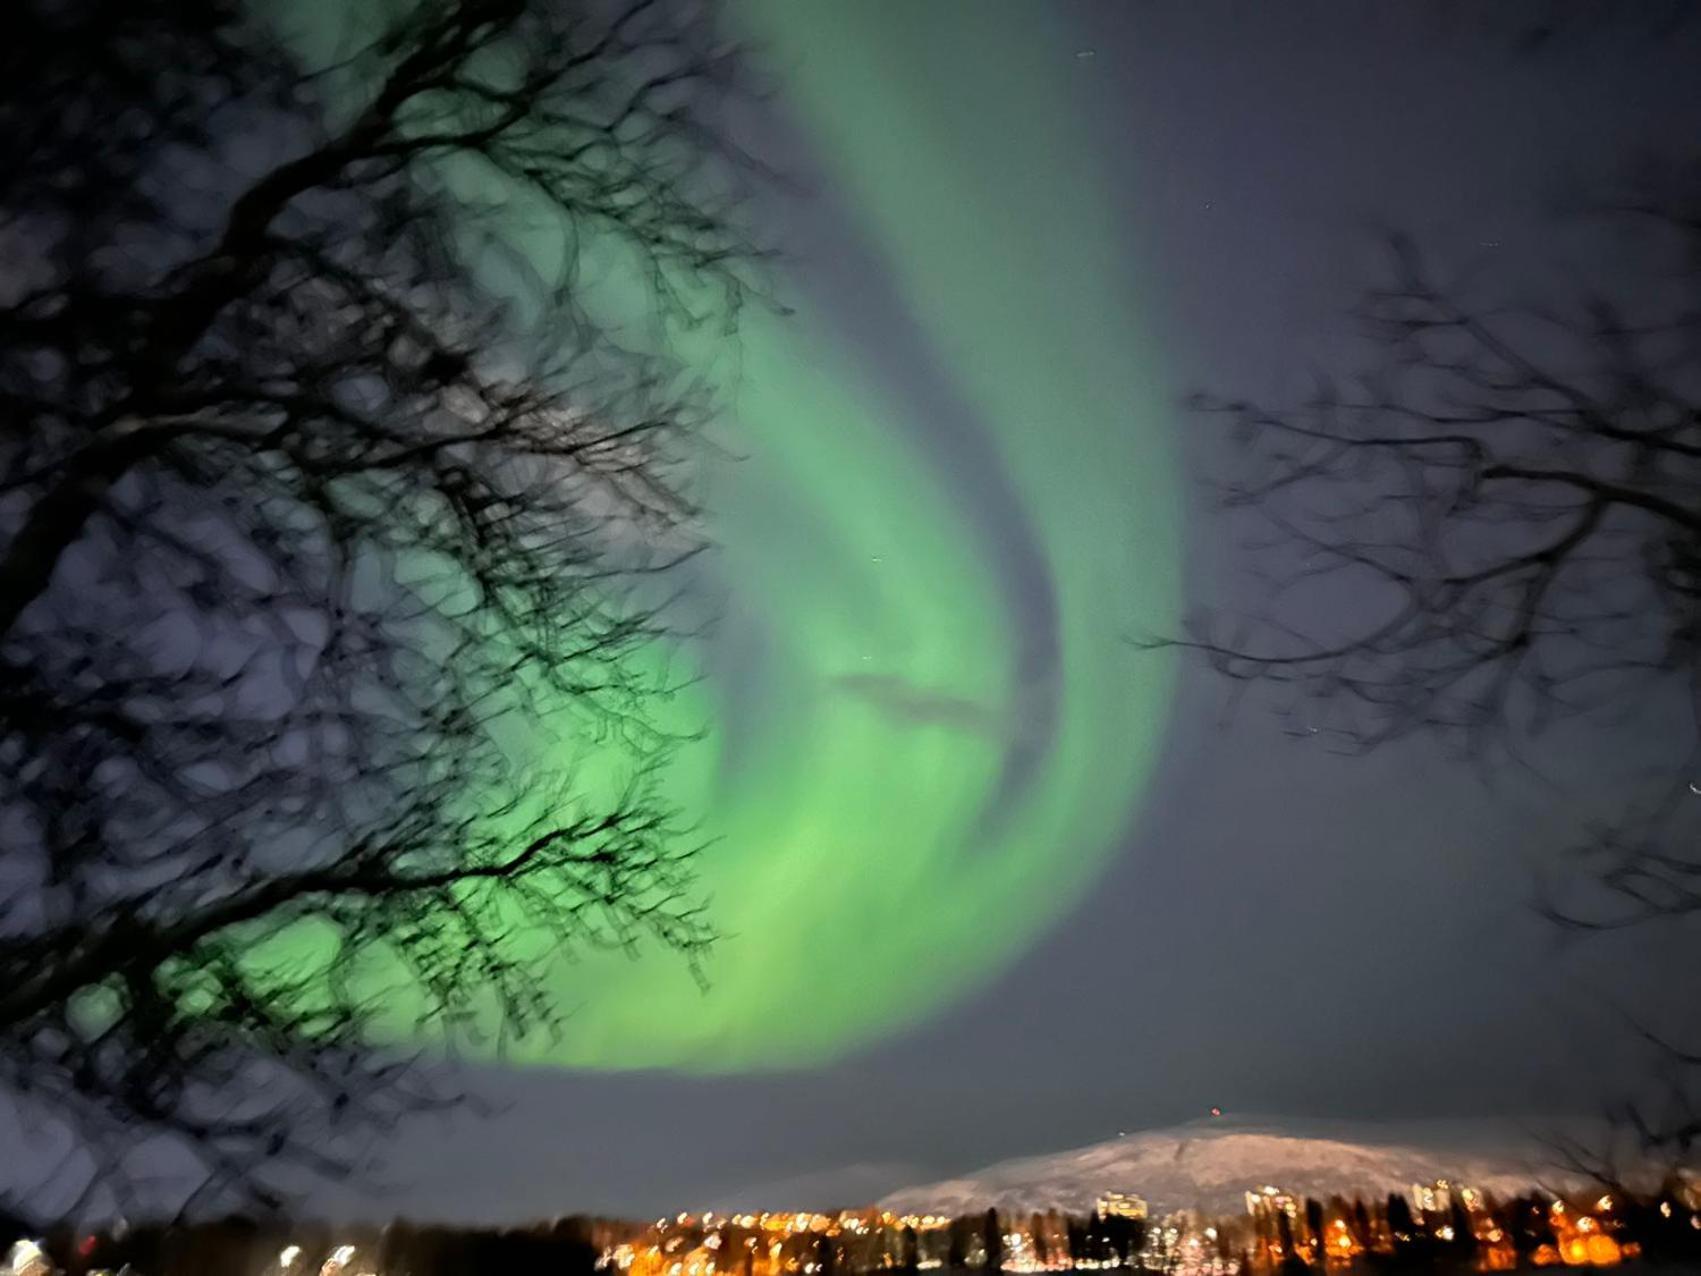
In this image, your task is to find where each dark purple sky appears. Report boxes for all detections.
[323,2,1701,1221]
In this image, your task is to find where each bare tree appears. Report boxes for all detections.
[1165,163,1701,1154]
[0,0,758,1220]
[1435,0,1700,56]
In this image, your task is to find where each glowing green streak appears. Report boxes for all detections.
[260,0,1179,1070]
[524,2,1180,1069]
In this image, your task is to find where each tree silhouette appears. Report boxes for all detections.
[1508,1195,1553,1263]
[899,1225,919,1275]
[1065,1217,1086,1268]
[0,0,757,1221]
[1167,160,1701,1162]
[1386,1195,1416,1246]
[947,1217,970,1270]
[1448,1196,1475,1259]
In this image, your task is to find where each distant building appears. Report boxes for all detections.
[1244,1186,1299,1222]
[1411,1181,1452,1217]
[1097,1193,1148,1220]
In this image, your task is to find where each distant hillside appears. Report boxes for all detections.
[879,1116,1603,1216]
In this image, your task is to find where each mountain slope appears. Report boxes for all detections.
[879,1116,1597,1216]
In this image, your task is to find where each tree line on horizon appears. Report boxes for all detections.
[14,1183,1701,1276]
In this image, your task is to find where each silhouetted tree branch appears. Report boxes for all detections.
[0,0,758,1222]
[1158,160,1701,1160]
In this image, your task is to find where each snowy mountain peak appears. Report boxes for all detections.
[879,1116,1594,1217]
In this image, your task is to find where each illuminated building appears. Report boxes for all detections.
[1243,1186,1298,1221]
[1541,1202,1625,1268]
[1408,1177,1449,1218]
[5,1242,51,1276]
[1324,1217,1360,1263]
[1098,1193,1148,1221]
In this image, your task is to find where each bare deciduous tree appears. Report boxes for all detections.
[1165,162,1701,1157]
[0,0,757,1220]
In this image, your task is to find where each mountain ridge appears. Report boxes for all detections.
[878,1115,1607,1217]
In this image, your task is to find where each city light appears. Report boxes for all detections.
[22,1174,1685,1276]
[3,1242,49,1276]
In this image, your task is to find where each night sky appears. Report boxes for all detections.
[306,2,1701,1220]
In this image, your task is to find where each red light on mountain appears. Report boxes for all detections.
[1210,1107,1223,1117]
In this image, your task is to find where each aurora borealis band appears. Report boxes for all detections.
[278,0,1180,1072]
[523,1,1179,1070]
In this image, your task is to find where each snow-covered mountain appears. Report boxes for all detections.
[879,1116,1601,1217]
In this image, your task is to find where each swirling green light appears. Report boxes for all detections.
[265,0,1179,1071]
[523,1,1181,1070]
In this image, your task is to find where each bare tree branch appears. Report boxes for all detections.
[0,0,759,1220]
[1163,160,1701,1162]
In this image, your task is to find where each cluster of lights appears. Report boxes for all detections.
[1096,1194,1147,1222]
[1530,1196,1631,1268]
[15,1172,1699,1276]
[5,1239,387,1276]
[601,1206,966,1276]
[3,1241,52,1276]
[603,1212,850,1276]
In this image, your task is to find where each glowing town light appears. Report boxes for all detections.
[6,1241,50,1276]
[281,1247,302,1269]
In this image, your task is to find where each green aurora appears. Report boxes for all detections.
[533,2,1180,1070]
[278,0,1180,1071]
